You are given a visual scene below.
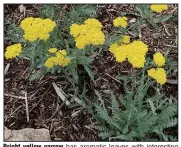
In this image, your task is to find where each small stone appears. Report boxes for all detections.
[129,18,136,23]
[4,127,12,140]
[5,128,51,141]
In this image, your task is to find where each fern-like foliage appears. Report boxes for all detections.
[92,71,178,141]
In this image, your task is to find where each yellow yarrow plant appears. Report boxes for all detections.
[147,68,167,85]
[150,4,168,13]
[20,17,56,42]
[70,18,105,49]
[5,43,22,59]
[153,52,165,67]
[113,16,128,28]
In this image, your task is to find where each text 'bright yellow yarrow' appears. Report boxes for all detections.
[70,18,105,49]
[20,17,56,42]
[150,4,168,13]
[5,43,22,59]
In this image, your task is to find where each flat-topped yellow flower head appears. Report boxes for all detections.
[147,68,167,85]
[70,24,81,37]
[84,18,103,29]
[44,57,57,68]
[120,35,130,44]
[44,49,71,68]
[109,40,148,68]
[70,18,105,49]
[148,68,156,78]
[48,48,58,53]
[153,52,165,67]
[113,16,128,28]
[5,43,22,59]
[150,4,168,13]
[20,17,56,42]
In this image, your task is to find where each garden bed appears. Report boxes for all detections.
[4,4,178,141]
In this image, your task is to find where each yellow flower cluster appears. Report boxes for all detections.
[20,17,56,42]
[109,40,148,68]
[5,43,22,59]
[147,68,167,85]
[70,18,105,49]
[147,51,166,84]
[48,48,58,53]
[153,52,165,66]
[113,16,128,28]
[120,35,130,44]
[150,4,168,13]
[44,49,71,68]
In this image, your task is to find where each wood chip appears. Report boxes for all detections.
[163,24,171,37]
[5,78,10,82]
[4,94,25,100]
[169,7,177,14]
[167,79,178,84]
[54,138,63,141]
[25,90,29,122]
[5,63,10,75]
[71,110,81,118]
